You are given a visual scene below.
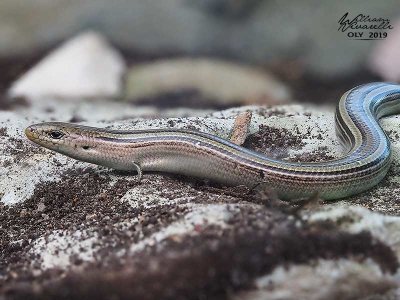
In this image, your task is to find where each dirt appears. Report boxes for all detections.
[291,146,336,162]
[0,127,8,137]
[0,168,190,290]
[244,124,306,159]
[3,137,46,162]
[339,175,400,216]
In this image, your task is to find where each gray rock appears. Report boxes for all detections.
[305,204,400,258]
[125,58,291,105]
[1,102,400,299]
[234,260,397,300]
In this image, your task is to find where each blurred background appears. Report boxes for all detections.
[0,0,399,110]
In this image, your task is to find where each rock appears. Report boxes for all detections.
[234,259,397,300]
[125,58,291,106]
[305,204,400,258]
[2,102,400,299]
[31,229,99,270]
[230,111,252,145]
[8,31,126,99]
[369,19,400,81]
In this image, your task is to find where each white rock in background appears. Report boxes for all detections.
[125,58,291,105]
[369,19,400,81]
[8,31,126,99]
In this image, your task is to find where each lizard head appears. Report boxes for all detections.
[25,122,101,161]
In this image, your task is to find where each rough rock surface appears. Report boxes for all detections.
[1,100,400,299]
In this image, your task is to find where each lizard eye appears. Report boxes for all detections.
[48,130,64,139]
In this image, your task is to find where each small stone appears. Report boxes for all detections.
[19,209,28,217]
[85,214,97,220]
[36,202,46,213]
[230,111,252,145]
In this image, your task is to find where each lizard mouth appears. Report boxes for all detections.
[25,125,39,142]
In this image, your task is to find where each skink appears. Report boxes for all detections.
[25,82,400,200]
